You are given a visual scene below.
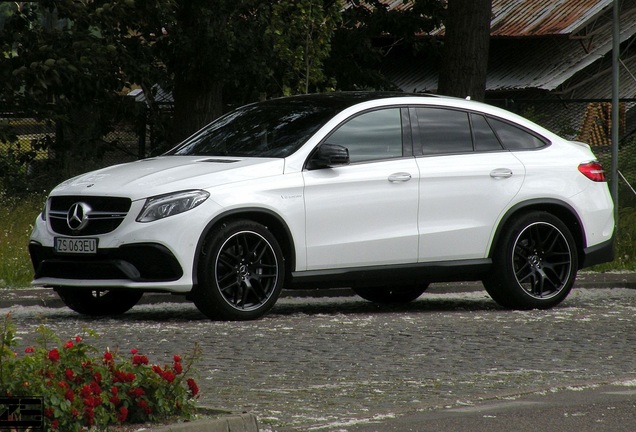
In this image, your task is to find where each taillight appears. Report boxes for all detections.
[578,161,606,182]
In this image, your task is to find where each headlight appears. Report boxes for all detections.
[137,190,210,223]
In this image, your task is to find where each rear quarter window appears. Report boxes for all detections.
[488,117,547,150]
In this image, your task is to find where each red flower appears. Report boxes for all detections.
[130,348,138,355]
[80,385,92,398]
[48,348,60,362]
[113,370,135,383]
[90,380,101,395]
[72,408,79,418]
[65,389,74,402]
[24,346,34,353]
[44,408,54,418]
[57,381,69,389]
[173,355,182,363]
[64,368,75,381]
[109,395,121,405]
[117,406,128,423]
[137,399,152,415]
[64,340,73,349]
[75,336,82,342]
[111,386,118,396]
[187,378,199,397]
[85,406,95,427]
[162,371,176,383]
[173,362,183,374]
[152,365,163,375]
[128,387,145,398]
[51,419,59,430]
[132,354,149,365]
[103,351,113,363]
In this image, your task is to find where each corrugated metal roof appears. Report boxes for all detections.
[489,0,613,37]
[384,0,636,94]
[376,0,614,37]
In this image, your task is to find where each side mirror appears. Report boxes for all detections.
[306,143,350,170]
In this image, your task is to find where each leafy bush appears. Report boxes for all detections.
[0,314,201,431]
[0,192,43,288]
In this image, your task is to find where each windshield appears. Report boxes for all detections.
[166,98,345,158]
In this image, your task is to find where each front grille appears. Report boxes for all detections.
[49,196,132,236]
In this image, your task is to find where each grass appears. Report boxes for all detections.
[0,192,43,287]
[0,193,635,289]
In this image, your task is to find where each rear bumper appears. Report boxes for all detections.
[581,236,615,268]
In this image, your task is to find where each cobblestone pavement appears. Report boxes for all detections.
[2,286,636,431]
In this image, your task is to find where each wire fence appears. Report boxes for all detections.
[492,99,636,209]
[2,98,636,206]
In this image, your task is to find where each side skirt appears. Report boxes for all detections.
[288,259,492,290]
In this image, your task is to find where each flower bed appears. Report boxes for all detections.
[0,313,201,431]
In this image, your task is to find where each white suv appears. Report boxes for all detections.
[29,93,615,320]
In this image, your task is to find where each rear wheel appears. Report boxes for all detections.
[484,211,578,310]
[193,220,285,320]
[353,284,429,304]
[56,288,143,316]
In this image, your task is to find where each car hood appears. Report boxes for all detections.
[51,156,285,201]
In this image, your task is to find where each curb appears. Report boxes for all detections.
[152,413,259,432]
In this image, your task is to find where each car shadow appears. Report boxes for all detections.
[57,292,504,323]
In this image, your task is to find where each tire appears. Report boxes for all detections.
[193,220,285,320]
[353,284,429,304]
[56,288,143,316]
[484,211,578,310]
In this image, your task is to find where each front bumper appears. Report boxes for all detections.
[29,242,183,282]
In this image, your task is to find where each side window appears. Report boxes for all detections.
[488,117,547,150]
[327,108,403,163]
[471,113,504,151]
[415,108,472,155]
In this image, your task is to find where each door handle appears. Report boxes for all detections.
[388,172,412,183]
[490,168,513,179]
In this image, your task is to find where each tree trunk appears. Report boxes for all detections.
[437,0,492,102]
[171,79,224,144]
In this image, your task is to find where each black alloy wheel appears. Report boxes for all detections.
[194,220,285,320]
[484,211,578,310]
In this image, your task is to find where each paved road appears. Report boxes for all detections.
[1,285,636,431]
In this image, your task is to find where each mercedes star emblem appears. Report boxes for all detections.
[66,202,91,231]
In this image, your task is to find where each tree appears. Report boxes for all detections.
[437,0,492,101]
[0,0,174,185]
[165,0,342,143]
[326,0,445,91]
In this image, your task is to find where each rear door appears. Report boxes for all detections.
[412,108,525,261]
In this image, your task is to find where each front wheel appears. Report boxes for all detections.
[193,220,285,321]
[56,288,143,316]
[484,211,578,310]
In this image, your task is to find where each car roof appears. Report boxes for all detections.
[259,91,440,110]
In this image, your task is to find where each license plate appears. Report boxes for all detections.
[54,237,98,255]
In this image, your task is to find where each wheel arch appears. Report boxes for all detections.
[490,199,586,267]
[192,208,296,288]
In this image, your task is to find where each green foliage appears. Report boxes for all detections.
[267,0,342,95]
[0,0,174,174]
[0,192,43,288]
[0,314,201,431]
[325,0,445,90]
